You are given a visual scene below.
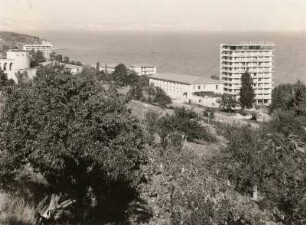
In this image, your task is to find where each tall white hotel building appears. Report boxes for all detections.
[220,42,275,105]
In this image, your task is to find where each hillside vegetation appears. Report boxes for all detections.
[0,59,306,224]
[0,31,41,51]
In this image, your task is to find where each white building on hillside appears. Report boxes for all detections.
[0,49,32,82]
[149,73,224,107]
[40,61,83,75]
[97,63,117,74]
[220,42,275,105]
[23,40,54,60]
[129,64,157,75]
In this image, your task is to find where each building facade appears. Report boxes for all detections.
[220,42,275,105]
[23,40,54,60]
[40,61,83,75]
[149,73,224,107]
[129,64,157,75]
[0,50,31,82]
[98,63,117,74]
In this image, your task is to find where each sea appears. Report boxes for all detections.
[36,30,306,85]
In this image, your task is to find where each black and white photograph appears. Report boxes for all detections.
[0,0,306,224]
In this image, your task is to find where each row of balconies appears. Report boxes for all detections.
[222,73,272,78]
[221,69,273,74]
[221,59,273,63]
[221,63,272,67]
[225,84,272,89]
[221,51,273,56]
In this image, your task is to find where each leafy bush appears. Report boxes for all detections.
[0,192,35,225]
[141,146,271,225]
[270,80,306,116]
[268,110,306,142]
[157,107,216,145]
[0,68,148,223]
[219,124,306,224]
[219,94,237,112]
[203,108,215,119]
[146,84,171,108]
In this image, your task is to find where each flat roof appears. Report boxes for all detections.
[149,73,223,85]
[39,61,83,69]
[129,64,156,68]
[221,42,275,46]
[100,63,118,68]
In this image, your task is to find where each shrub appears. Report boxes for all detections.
[203,108,215,119]
[0,67,148,223]
[157,107,216,144]
[0,192,35,225]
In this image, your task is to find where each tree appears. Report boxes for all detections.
[219,94,236,112]
[111,64,139,86]
[239,71,255,109]
[271,81,306,115]
[220,125,306,224]
[0,70,15,90]
[270,83,295,112]
[30,50,46,67]
[157,107,216,144]
[49,51,56,61]
[289,80,306,116]
[63,56,70,64]
[127,85,143,101]
[55,54,63,62]
[112,63,129,86]
[154,87,172,108]
[147,84,171,108]
[0,67,148,223]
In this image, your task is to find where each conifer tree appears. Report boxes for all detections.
[239,71,255,109]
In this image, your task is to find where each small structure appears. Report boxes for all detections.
[149,73,224,107]
[40,61,83,75]
[23,40,54,60]
[129,64,157,76]
[0,49,33,83]
[97,63,118,74]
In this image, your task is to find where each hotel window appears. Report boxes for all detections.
[216,85,219,90]
[198,86,201,90]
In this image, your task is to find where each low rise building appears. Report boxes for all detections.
[129,64,157,75]
[23,40,54,60]
[149,73,224,107]
[40,61,83,75]
[0,49,32,82]
[97,63,117,74]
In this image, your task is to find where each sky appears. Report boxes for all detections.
[1,0,306,32]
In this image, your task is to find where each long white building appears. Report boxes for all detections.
[149,73,224,107]
[23,40,54,60]
[220,42,275,105]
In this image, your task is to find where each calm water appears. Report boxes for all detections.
[36,31,306,85]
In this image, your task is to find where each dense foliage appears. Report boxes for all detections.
[30,50,46,67]
[219,119,306,224]
[149,107,216,148]
[219,94,237,112]
[239,71,255,109]
[0,67,148,222]
[0,70,15,91]
[139,143,270,225]
[111,63,139,86]
[147,85,172,108]
[270,80,306,116]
